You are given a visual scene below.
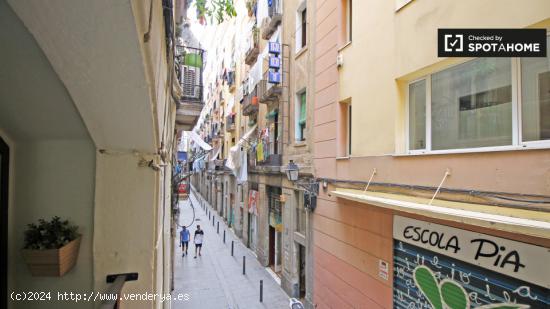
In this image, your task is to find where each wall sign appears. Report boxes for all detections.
[268,71,281,84]
[269,56,281,69]
[379,259,389,281]
[393,216,550,309]
[269,42,281,54]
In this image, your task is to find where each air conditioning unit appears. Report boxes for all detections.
[182,66,199,98]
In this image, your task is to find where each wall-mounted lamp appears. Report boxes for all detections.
[285,160,299,181]
[285,160,319,211]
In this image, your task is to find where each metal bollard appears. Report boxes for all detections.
[242,256,246,275]
[260,280,263,302]
[212,217,215,226]
[231,241,234,256]
[217,222,220,234]
[223,230,226,243]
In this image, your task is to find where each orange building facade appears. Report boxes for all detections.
[312,0,550,308]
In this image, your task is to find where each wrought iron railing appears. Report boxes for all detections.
[226,114,236,131]
[176,46,204,104]
[258,71,282,103]
[245,29,260,65]
[268,0,283,20]
[242,84,259,116]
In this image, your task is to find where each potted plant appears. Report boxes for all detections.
[21,216,81,277]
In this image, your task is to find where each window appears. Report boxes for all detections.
[407,37,550,153]
[296,4,307,51]
[521,35,550,142]
[342,0,352,44]
[338,100,352,157]
[296,91,307,141]
[348,104,352,155]
[301,9,307,49]
[408,80,426,150]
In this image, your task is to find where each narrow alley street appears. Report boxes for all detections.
[172,190,290,309]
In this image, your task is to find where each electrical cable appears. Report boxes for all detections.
[176,194,196,229]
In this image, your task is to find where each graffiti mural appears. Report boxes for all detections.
[393,216,550,309]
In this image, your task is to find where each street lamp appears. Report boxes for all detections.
[286,160,299,181]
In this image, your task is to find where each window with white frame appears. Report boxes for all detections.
[296,2,307,51]
[407,36,550,153]
[296,91,307,141]
[344,0,352,43]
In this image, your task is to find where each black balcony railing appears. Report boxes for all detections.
[262,0,282,39]
[245,29,260,66]
[258,72,282,104]
[226,70,236,89]
[176,46,204,104]
[226,114,236,131]
[268,0,282,20]
[242,85,259,116]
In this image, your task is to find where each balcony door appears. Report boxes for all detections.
[0,137,9,308]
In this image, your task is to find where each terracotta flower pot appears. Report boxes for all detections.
[252,96,259,105]
[21,237,81,277]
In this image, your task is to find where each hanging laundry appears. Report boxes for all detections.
[256,140,264,162]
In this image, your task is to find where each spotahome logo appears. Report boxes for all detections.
[438,29,547,57]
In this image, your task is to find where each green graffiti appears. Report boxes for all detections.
[440,279,469,309]
[412,266,529,309]
[414,266,443,309]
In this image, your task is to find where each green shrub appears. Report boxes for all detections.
[24,216,79,250]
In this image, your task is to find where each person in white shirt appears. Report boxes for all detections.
[194,225,204,258]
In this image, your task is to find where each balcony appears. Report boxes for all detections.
[175,46,204,130]
[244,29,260,66]
[177,46,204,104]
[226,114,236,132]
[261,0,282,40]
[226,70,236,91]
[242,85,259,116]
[258,74,282,104]
[258,154,282,167]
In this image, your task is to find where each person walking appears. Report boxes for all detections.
[180,226,190,257]
[193,225,204,258]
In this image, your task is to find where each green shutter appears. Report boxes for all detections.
[184,53,203,68]
[299,93,306,125]
[266,109,279,119]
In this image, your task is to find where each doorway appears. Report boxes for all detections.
[269,226,276,267]
[1,137,9,308]
[298,244,306,299]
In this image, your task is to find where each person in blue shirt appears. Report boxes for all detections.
[180,226,190,257]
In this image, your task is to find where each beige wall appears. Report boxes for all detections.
[338,0,550,157]
[93,152,161,309]
[9,140,96,309]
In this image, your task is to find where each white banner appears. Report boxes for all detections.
[393,216,550,288]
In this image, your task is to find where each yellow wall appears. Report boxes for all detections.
[339,0,550,157]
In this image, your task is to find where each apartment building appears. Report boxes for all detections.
[312,0,550,308]
[189,0,315,304]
